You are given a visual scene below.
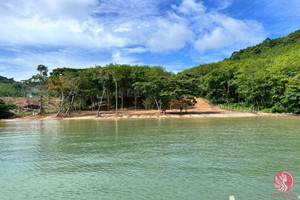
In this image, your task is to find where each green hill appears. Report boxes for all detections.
[229,30,300,60]
[0,75,26,97]
[0,75,17,84]
[182,29,300,113]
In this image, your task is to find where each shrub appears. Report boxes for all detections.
[0,99,16,118]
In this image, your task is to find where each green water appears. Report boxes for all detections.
[0,117,299,200]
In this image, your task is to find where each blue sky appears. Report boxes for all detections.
[0,0,299,81]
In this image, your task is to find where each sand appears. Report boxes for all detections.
[2,109,292,122]
[1,97,296,122]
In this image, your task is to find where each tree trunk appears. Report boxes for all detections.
[106,88,111,110]
[97,86,106,117]
[121,89,124,110]
[90,96,94,112]
[39,95,43,114]
[119,85,125,110]
[66,95,75,115]
[226,78,230,103]
[48,98,59,112]
[79,99,82,114]
[56,91,65,117]
[115,81,118,115]
[154,96,160,113]
[133,89,138,110]
[180,100,183,115]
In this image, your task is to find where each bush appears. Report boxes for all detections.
[0,99,16,118]
[271,104,286,113]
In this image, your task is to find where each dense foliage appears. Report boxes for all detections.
[0,30,299,114]
[0,75,34,97]
[46,64,197,116]
[0,99,15,118]
[0,76,24,97]
[182,30,300,113]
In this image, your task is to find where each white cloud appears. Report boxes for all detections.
[40,0,99,19]
[172,0,206,15]
[0,0,271,80]
[195,15,266,52]
[0,0,98,19]
[0,48,112,80]
[0,0,266,53]
[0,14,129,49]
[213,0,233,10]
[123,47,148,54]
[111,51,138,64]
[146,19,193,52]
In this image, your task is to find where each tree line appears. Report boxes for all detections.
[32,64,198,116]
[0,30,299,117]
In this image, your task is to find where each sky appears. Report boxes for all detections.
[0,0,299,81]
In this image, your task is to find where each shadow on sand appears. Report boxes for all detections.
[167,111,221,115]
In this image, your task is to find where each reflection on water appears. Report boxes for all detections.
[0,117,299,199]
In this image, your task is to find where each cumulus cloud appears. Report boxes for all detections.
[0,0,265,52]
[147,19,193,52]
[172,0,206,15]
[0,0,270,80]
[195,15,266,52]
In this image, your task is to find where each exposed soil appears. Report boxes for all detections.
[1,97,57,113]
[1,97,40,107]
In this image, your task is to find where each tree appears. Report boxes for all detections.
[93,66,110,116]
[278,74,300,113]
[32,65,48,114]
[106,64,123,115]
[0,99,15,119]
[173,72,199,113]
[134,67,174,113]
[130,65,151,110]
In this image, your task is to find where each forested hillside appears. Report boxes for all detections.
[0,30,299,115]
[182,29,300,113]
[0,75,29,97]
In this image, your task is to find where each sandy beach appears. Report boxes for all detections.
[1,97,296,122]
[2,109,294,122]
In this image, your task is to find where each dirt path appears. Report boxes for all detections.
[192,98,224,112]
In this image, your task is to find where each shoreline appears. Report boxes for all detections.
[1,110,297,122]
[2,97,298,122]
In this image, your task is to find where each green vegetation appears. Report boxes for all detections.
[0,99,15,118]
[0,75,35,97]
[0,30,299,115]
[47,65,180,116]
[31,65,48,114]
[182,30,300,113]
[0,76,25,97]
